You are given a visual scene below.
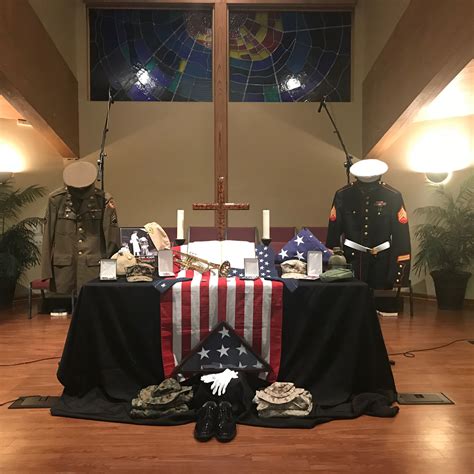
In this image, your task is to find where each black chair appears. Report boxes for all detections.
[270,227,296,253]
[163,226,177,243]
[305,226,328,244]
[28,279,75,319]
[226,227,258,243]
[188,226,220,242]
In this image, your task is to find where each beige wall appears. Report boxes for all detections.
[360,0,410,77]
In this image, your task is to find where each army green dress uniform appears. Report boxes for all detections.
[41,186,120,293]
[326,180,411,289]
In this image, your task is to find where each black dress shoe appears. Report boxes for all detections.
[215,401,236,442]
[194,401,217,442]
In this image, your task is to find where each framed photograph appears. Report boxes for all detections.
[120,227,158,258]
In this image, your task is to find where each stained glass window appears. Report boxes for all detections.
[229,11,352,102]
[89,9,213,102]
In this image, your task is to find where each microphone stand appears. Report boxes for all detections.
[318,96,354,185]
[97,87,114,192]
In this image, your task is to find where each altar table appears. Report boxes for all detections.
[52,278,397,427]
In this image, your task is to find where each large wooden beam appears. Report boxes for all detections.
[85,0,356,5]
[213,0,229,227]
[0,0,78,158]
[363,0,473,159]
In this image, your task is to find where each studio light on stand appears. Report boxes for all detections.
[317,95,354,184]
[425,172,451,185]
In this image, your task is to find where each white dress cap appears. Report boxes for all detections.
[63,161,97,188]
[350,159,388,183]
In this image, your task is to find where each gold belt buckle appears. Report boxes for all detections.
[370,247,379,256]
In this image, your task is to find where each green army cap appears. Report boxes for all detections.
[320,268,353,282]
[136,378,193,406]
[126,263,155,282]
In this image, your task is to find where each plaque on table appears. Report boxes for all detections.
[307,251,323,277]
[100,259,117,280]
[158,249,175,277]
[243,257,259,280]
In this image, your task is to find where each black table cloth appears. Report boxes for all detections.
[52,278,397,427]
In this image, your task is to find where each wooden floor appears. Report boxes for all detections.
[0,299,473,473]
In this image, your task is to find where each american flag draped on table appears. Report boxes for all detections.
[160,246,283,381]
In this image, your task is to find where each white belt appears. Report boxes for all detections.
[344,239,391,255]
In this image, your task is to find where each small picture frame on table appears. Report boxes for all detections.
[119,227,157,258]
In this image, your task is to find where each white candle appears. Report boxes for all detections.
[262,209,270,240]
[177,209,184,240]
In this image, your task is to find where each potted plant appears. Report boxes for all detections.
[413,173,474,310]
[0,179,46,309]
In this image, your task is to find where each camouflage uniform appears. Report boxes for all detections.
[41,186,120,293]
[253,382,313,418]
[130,378,193,419]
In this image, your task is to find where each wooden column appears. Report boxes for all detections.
[0,0,79,158]
[363,0,473,158]
[213,0,229,227]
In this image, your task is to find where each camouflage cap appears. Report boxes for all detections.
[255,382,305,405]
[280,259,308,279]
[126,263,155,282]
[136,378,193,406]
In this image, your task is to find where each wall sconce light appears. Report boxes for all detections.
[0,171,14,184]
[425,172,451,184]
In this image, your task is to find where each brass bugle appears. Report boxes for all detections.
[172,249,231,277]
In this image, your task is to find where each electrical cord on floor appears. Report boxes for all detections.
[0,356,60,367]
[388,338,472,358]
[0,399,17,407]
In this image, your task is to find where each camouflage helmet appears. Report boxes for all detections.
[137,378,193,406]
[255,382,305,405]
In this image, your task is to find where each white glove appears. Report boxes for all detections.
[200,369,238,396]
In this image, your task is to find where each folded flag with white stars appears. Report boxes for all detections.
[173,321,272,376]
[275,228,331,264]
[228,244,278,278]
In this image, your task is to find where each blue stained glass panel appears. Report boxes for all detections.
[89,9,213,102]
[229,11,352,102]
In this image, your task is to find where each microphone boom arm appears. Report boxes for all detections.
[97,88,114,191]
[318,96,354,184]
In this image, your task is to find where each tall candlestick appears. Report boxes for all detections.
[262,209,270,240]
[177,209,184,240]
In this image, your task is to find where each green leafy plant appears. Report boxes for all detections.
[413,173,474,275]
[0,179,46,280]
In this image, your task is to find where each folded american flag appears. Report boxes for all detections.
[160,269,283,382]
[275,227,331,264]
[174,321,272,375]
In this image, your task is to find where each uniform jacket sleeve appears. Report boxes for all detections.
[388,193,411,287]
[41,196,58,281]
[103,193,120,257]
[326,191,343,249]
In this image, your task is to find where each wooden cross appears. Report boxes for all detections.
[193,177,250,240]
